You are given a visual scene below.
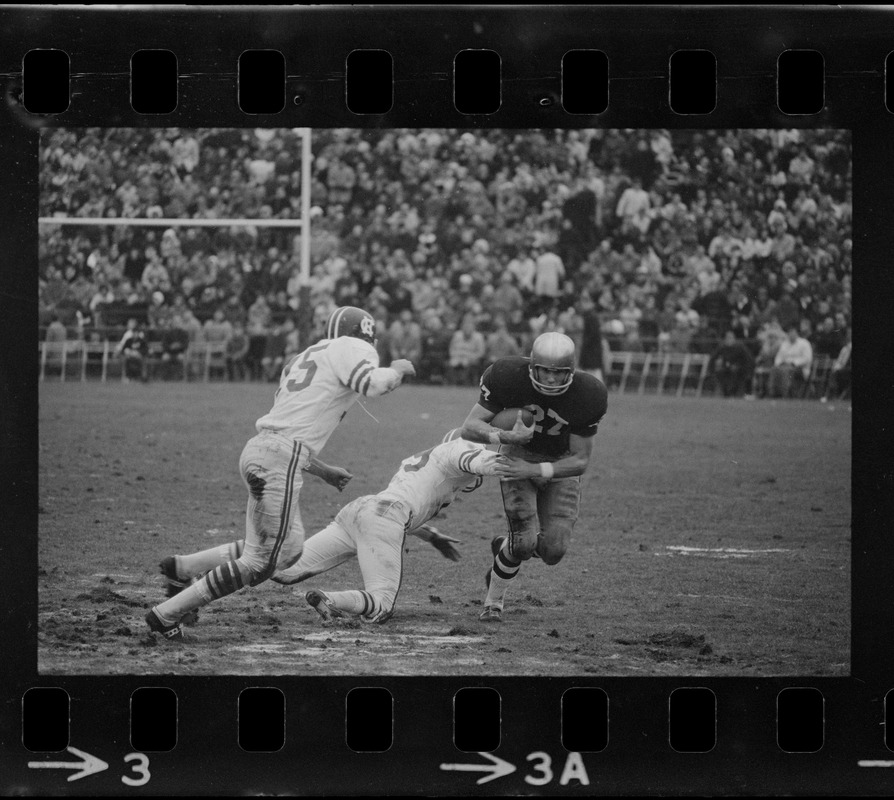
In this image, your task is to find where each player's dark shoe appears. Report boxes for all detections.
[478,605,503,623]
[145,608,183,641]
[159,556,199,626]
[306,590,344,623]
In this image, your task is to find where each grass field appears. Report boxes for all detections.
[37,381,851,676]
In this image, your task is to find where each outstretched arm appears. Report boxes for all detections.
[303,457,353,491]
[497,433,595,481]
[411,524,461,562]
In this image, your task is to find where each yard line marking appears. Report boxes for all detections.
[678,593,801,603]
[667,546,792,554]
[858,761,894,767]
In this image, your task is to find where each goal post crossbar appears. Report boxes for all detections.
[38,217,307,228]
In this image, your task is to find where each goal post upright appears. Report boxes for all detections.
[38,127,317,345]
[299,126,312,350]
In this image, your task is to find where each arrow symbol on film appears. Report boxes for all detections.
[440,752,516,785]
[27,746,109,782]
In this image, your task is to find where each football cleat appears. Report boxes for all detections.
[159,556,199,626]
[529,332,575,395]
[306,590,345,623]
[145,608,183,641]
[479,605,503,623]
[325,306,377,345]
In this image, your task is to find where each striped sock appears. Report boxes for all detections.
[154,561,245,623]
[178,540,245,578]
[485,547,520,608]
[322,590,376,617]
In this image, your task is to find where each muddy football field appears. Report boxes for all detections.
[37,382,850,677]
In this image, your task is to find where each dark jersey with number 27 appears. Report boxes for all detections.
[477,356,608,459]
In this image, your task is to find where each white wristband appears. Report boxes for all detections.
[539,461,555,479]
[488,430,502,445]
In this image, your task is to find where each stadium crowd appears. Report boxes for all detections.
[39,127,852,397]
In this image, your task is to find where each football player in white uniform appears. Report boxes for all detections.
[145,306,416,640]
[270,429,513,624]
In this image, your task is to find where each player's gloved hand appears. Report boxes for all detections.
[390,359,416,378]
[323,465,353,492]
[420,524,462,562]
[499,409,536,445]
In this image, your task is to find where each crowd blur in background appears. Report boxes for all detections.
[39,127,852,397]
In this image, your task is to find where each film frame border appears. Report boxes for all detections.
[2,4,892,795]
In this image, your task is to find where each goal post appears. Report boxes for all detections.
[39,128,315,345]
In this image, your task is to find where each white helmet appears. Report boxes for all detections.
[529,332,575,396]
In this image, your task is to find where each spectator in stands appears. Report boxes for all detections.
[577,293,606,382]
[769,325,813,398]
[261,322,288,382]
[245,293,272,380]
[203,308,233,346]
[226,321,250,381]
[388,310,423,375]
[282,317,301,363]
[821,329,851,402]
[533,247,566,312]
[490,271,525,322]
[447,313,486,386]
[418,311,451,385]
[484,315,521,365]
[157,317,190,380]
[710,330,755,397]
[116,317,149,383]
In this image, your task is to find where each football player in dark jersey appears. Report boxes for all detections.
[460,331,608,622]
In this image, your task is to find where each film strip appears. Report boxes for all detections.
[2,4,892,796]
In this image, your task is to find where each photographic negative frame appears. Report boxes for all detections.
[2,4,892,795]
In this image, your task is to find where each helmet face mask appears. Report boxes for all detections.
[529,332,575,395]
[326,306,377,345]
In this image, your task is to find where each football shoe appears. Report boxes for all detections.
[145,608,184,641]
[159,556,199,626]
[478,605,503,623]
[306,590,345,623]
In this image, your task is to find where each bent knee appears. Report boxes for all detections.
[538,544,567,566]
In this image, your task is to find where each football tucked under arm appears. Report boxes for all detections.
[461,404,535,446]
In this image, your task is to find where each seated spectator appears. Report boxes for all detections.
[157,317,191,380]
[447,314,486,386]
[226,321,250,381]
[116,317,149,383]
[768,325,813,398]
[748,323,783,398]
[821,330,851,402]
[485,316,521,365]
[710,330,755,397]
